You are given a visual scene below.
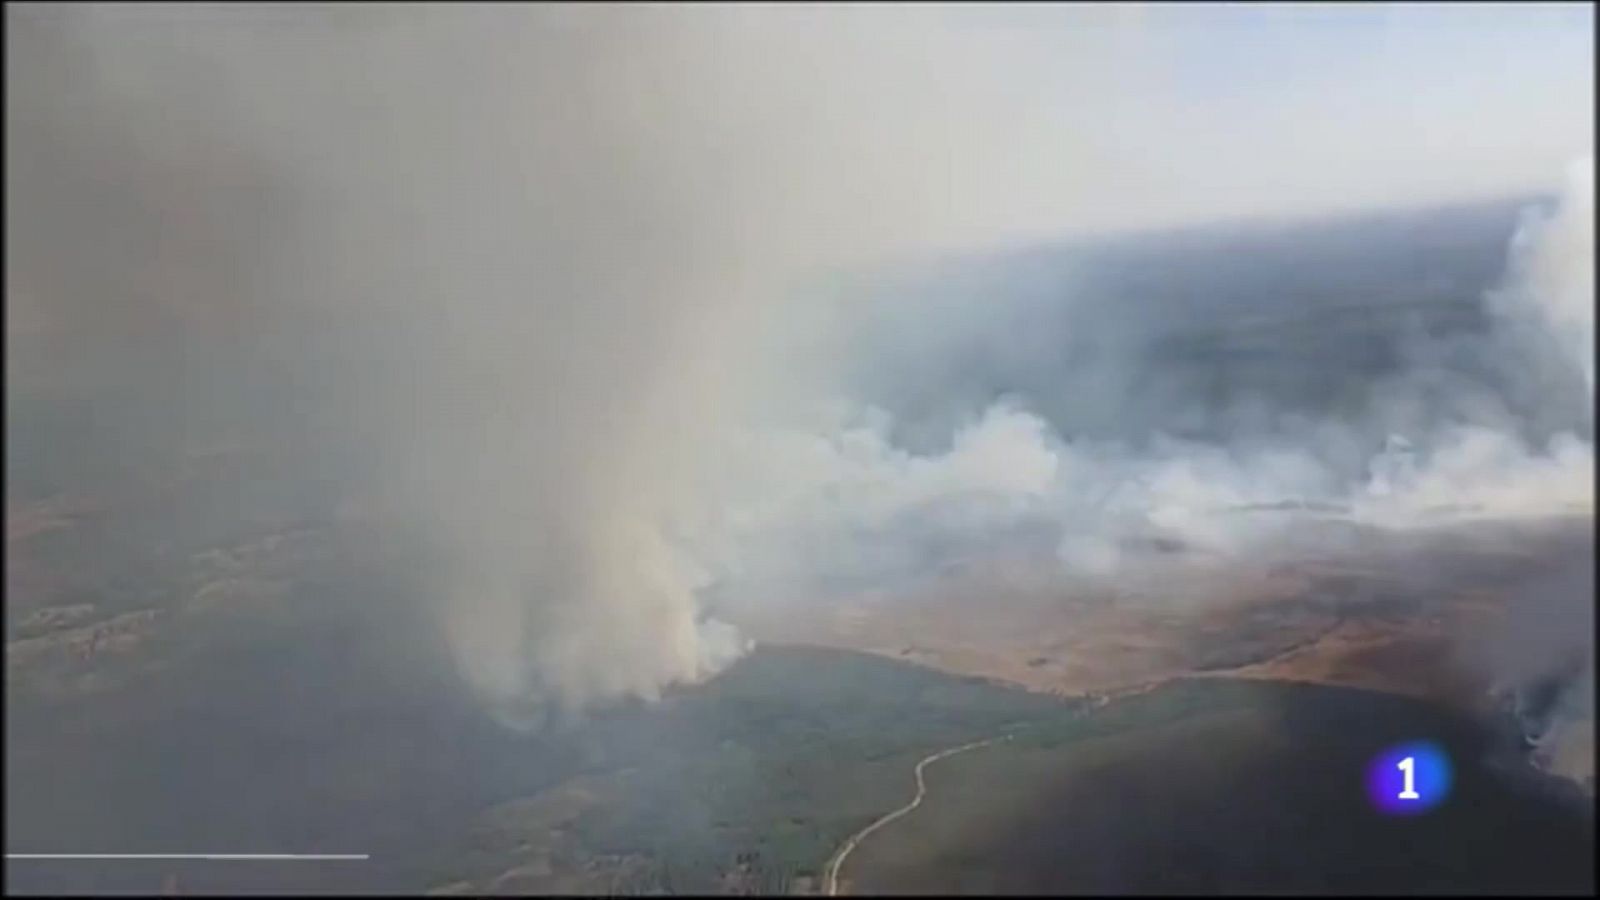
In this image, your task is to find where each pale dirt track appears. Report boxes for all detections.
[823,734,1011,896]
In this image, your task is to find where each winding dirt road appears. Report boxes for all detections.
[819,675,1255,895]
[823,734,1012,896]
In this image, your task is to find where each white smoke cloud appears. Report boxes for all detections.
[1498,156,1597,393]
[707,153,1593,611]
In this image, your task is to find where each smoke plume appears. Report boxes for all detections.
[6,4,1592,733]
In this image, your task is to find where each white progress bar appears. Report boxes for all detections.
[6,854,369,861]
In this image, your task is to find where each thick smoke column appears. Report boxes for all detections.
[8,4,1160,721]
[7,5,775,724]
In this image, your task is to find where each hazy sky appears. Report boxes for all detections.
[12,3,1591,258]
[886,1,1594,237]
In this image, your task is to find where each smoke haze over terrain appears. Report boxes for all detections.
[6,1,1593,745]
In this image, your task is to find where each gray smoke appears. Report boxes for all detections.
[6,4,1592,731]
